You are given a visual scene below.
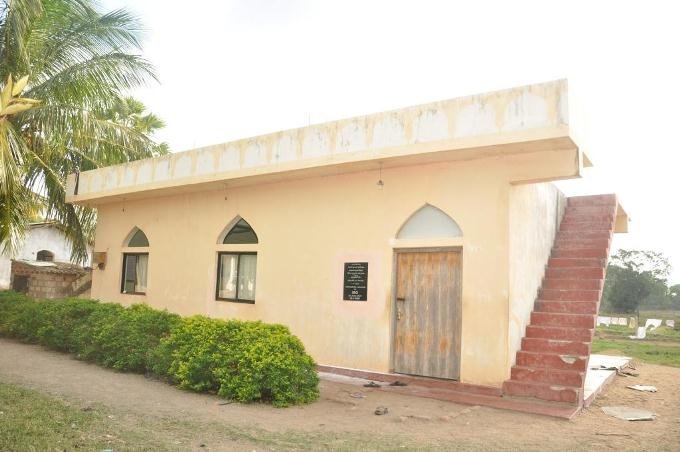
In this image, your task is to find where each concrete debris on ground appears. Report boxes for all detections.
[626,385,658,392]
[629,326,647,340]
[374,406,388,415]
[618,369,639,377]
[602,406,656,421]
[644,319,663,331]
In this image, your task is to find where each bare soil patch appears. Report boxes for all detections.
[0,339,678,450]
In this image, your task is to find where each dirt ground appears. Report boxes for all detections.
[0,338,678,451]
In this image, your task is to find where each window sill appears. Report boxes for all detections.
[215,297,255,304]
[122,292,147,296]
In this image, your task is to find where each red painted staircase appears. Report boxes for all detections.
[502,194,618,405]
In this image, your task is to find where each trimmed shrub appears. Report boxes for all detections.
[35,298,101,352]
[0,291,319,407]
[214,321,320,407]
[151,315,231,391]
[0,292,41,342]
[152,316,319,407]
[76,303,181,372]
[0,291,39,340]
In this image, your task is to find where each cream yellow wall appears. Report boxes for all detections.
[508,183,566,370]
[91,149,576,387]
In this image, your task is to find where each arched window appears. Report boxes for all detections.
[36,250,54,262]
[397,204,463,239]
[216,217,258,303]
[222,218,258,244]
[121,227,149,295]
[127,228,149,247]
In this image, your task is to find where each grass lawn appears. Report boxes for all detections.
[0,382,170,450]
[592,338,680,367]
[593,311,680,367]
[0,381,435,451]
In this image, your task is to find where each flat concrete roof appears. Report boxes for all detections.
[66,79,588,206]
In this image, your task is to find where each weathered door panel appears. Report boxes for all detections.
[394,251,461,379]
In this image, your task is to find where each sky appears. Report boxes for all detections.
[103,0,680,283]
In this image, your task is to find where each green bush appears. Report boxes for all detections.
[0,291,319,407]
[35,298,101,352]
[152,316,319,407]
[76,303,181,372]
[214,321,320,407]
[0,292,41,341]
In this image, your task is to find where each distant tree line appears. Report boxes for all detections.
[601,249,680,313]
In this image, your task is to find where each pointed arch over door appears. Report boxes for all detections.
[396,204,463,239]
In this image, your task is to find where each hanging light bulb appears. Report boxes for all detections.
[377,163,384,188]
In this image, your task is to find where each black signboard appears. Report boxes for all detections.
[343,262,368,301]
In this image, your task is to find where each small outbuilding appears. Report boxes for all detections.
[65,80,628,412]
[10,260,91,299]
[0,221,91,289]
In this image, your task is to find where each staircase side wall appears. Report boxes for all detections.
[507,183,566,372]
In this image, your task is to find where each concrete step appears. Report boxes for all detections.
[545,267,605,279]
[516,351,587,372]
[564,204,616,215]
[539,289,601,302]
[542,278,603,291]
[548,258,606,268]
[561,213,616,223]
[503,380,581,404]
[526,325,594,342]
[567,194,617,206]
[552,248,609,259]
[510,366,585,387]
[531,312,596,329]
[535,300,599,315]
[557,230,613,240]
[554,238,611,250]
[521,337,591,356]
[559,221,613,232]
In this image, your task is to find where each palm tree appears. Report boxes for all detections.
[0,0,165,262]
[102,96,169,153]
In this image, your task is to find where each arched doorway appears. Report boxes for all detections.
[393,205,463,380]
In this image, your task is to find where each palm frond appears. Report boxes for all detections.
[0,0,164,260]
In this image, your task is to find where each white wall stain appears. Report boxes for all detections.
[219,145,240,171]
[273,134,297,162]
[372,113,406,149]
[455,102,497,138]
[195,148,216,175]
[173,154,192,178]
[243,141,267,168]
[412,108,448,143]
[302,128,331,158]
[336,120,367,153]
[502,92,549,131]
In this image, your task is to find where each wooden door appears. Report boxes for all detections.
[393,250,462,379]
